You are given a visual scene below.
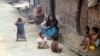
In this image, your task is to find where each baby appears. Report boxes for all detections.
[37,32,49,49]
[51,35,62,53]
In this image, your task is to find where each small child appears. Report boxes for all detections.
[80,26,90,46]
[37,32,49,49]
[81,26,91,52]
[15,17,26,41]
[90,27,100,48]
[81,27,100,52]
[51,35,62,53]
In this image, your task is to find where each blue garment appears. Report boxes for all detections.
[16,22,26,39]
[41,27,58,39]
[41,17,59,39]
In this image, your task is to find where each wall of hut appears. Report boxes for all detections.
[80,0,100,34]
[38,0,79,33]
[35,0,100,34]
[55,0,79,32]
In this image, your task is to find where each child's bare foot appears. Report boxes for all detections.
[81,48,88,53]
[37,46,42,49]
[81,46,86,50]
[46,45,50,48]
[37,46,41,49]
[80,47,85,52]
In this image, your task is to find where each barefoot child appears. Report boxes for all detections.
[81,26,92,52]
[80,26,90,46]
[51,35,62,53]
[81,27,100,52]
[37,32,49,49]
[90,27,100,48]
[15,17,26,41]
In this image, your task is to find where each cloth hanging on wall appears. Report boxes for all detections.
[88,0,97,7]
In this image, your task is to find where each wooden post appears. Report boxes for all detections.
[50,0,55,16]
[76,0,83,34]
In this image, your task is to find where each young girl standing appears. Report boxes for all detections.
[15,17,26,41]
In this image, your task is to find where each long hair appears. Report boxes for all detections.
[46,15,57,27]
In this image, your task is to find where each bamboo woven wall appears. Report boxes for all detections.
[88,5,100,28]
[55,0,79,32]
[36,0,100,34]
[80,0,100,34]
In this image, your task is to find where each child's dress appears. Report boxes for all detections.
[15,22,26,39]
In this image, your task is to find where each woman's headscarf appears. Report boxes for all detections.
[46,15,58,28]
[34,5,43,16]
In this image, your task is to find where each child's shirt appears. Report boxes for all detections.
[37,37,47,45]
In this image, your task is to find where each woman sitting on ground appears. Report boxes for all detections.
[33,5,44,25]
[37,32,49,49]
[41,15,59,39]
